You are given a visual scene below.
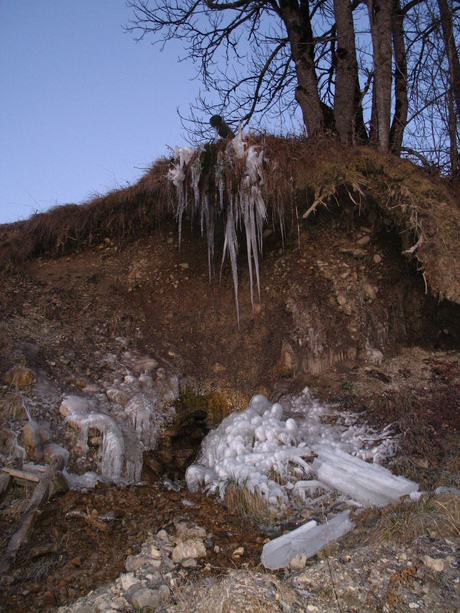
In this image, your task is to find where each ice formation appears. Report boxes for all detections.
[58,350,179,487]
[186,387,417,508]
[186,387,419,568]
[261,510,355,570]
[62,395,125,480]
[168,129,267,324]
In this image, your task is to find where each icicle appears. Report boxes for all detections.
[201,194,215,282]
[221,201,240,326]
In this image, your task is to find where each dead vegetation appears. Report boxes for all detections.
[223,481,275,527]
[349,493,460,546]
[363,387,460,490]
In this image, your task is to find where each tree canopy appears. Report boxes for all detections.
[126,0,460,177]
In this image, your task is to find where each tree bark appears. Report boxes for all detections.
[333,0,360,145]
[279,0,324,136]
[437,0,460,121]
[390,0,408,155]
[368,0,393,151]
[437,0,460,175]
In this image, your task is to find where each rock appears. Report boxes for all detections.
[144,568,164,589]
[174,519,206,540]
[424,556,445,572]
[180,558,198,568]
[59,395,89,417]
[171,538,206,564]
[362,282,378,300]
[21,421,45,460]
[4,364,36,387]
[120,572,138,592]
[156,529,170,542]
[336,293,347,306]
[373,253,382,264]
[125,555,152,572]
[148,545,162,560]
[279,340,297,375]
[289,553,307,570]
[232,547,244,558]
[106,388,131,406]
[129,587,161,610]
[357,235,371,246]
[366,346,384,365]
[43,442,70,465]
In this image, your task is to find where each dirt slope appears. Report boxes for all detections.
[0,148,460,612]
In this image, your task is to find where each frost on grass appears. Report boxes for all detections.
[186,387,417,511]
[168,129,267,324]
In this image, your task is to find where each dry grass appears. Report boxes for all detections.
[223,481,275,527]
[349,493,460,547]
[0,156,173,266]
[169,569,302,612]
[1,135,459,306]
[363,387,460,490]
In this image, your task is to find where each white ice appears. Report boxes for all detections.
[186,387,416,508]
[261,510,355,570]
[64,402,125,480]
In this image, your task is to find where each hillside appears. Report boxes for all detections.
[0,136,459,612]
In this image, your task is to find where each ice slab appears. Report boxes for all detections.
[312,445,418,507]
[261,510,355,570]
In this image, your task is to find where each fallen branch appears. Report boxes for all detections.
[0,456,65,576]
[0,472,12,501]
[2,467,41,483]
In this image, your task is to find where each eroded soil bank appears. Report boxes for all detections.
[1,202,459,611]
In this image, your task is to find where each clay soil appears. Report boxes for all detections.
[1,203,459,612]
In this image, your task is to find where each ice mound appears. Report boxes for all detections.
[186,388,415,508]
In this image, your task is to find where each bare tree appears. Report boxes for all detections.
[126,0,459,176]
[390,0,408,154]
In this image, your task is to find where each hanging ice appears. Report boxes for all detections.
[168,128,267,322]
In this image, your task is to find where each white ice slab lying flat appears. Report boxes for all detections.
[312,444,419,507]
[261,446,419,569]
[261,510,355,570]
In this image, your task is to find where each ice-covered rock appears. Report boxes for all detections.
[63,402,125,480]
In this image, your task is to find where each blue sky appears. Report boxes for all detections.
[0,1,203,224]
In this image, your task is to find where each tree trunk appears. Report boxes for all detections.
[368,0,393,151]
[390,0,408,155]
[333,0,360,145]
[437,0,460,175]
[279,0,324,137]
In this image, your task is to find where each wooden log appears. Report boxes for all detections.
[0,456,65,576]
[2,467,41,483]
[0,472,12,501]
